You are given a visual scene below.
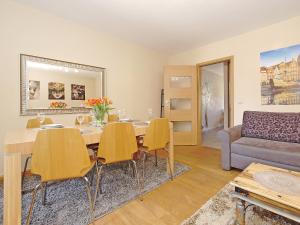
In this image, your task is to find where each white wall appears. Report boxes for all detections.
[201,63,224,130]
[0,0,167,175]
[168,16,300,125]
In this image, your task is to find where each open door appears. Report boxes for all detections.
[164,65,198,145]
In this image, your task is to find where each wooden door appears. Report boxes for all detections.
[164,65,198,145]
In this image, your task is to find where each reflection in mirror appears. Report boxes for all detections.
[21,55,105,115]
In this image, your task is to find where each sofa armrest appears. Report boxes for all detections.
[217,125,242,170]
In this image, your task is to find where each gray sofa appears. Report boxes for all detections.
[218,111,300,172]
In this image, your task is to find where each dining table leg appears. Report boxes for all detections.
[168,122,174,175]
[4,150,22,225]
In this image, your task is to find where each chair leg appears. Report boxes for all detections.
[83,176,95,224]
[131,160,142,198]
[163,148,173,180]
[90,165,96,186]
[26,183,42,225]
[127,161,135,178]
[142,151,147,179]
[93,164,103,208]
[167,157,174,180]
[155,150,158,167]
[22,156,31,188]
[42,182,48,205]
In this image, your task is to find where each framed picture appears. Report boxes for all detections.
[71,84,85,100]
[48,82,65,100]
[261,44,300,105]
[29,80,40,100]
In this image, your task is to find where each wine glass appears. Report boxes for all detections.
[122,109,127,120]
[147,108,153,121]
[117,109,122,120]
[118,109,127,120]
[77,114,85,127]
[37,113,45,126]
[89,110,95,123]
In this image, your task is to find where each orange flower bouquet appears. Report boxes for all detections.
[49,101,67,109]
[86,97,113,125]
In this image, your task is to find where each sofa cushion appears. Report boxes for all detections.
[231,137,300,167]
[241,111,300,143]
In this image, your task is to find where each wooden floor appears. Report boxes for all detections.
[94,146,240,225]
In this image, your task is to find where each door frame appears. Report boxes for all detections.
[196,56,234,145]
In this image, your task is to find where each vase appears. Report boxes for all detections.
[93,107,106,127]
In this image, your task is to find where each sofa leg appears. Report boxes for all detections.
[221,162,231,171]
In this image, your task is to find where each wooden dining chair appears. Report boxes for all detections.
[43,117,54,125]
[93,122,141,206]
[26,119,40,129]
[107,114,119,122]
[75,115,92,125]
[23,117,54,191]
[25,128,96,225]
[26,118,54,128]
[140,118,173,180]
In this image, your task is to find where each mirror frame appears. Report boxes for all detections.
[20,54,106,116]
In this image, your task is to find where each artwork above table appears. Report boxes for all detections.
[260,43,300,105]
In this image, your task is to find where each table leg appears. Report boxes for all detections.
[4,151,22,225]
[236,199,246,225]
[168,122,174,175]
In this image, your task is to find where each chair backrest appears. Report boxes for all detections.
[26,119,40,128]
[108,114,119,122]
[97,122,137,164]
[26,118,54,128]
[43,118,54,125]
[75,115,92,125]
[31,128,91,182]
[143,118,170,151]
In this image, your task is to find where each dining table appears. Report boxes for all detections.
[3,122,174,225]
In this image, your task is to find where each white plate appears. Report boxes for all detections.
[41,124,64,129]
[119,118,132,122]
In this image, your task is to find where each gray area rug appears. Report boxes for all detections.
[0,156,189,225]
[181,184,298,225]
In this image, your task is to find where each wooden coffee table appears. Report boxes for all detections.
[230,163,300,225]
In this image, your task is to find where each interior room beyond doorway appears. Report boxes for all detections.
[199,61,230,149]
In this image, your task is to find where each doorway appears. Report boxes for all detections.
[197,57,233,149]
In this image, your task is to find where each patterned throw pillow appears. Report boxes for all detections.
[241,111,300,143]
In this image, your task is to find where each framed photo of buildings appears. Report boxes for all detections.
[260,44,300,105]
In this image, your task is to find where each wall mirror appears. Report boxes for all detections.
[20,54,106,115]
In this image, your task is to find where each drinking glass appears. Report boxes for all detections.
[77,114,85,126]
[117,109,122,119]
[37,113,45,125]
[147,108,153,121]
[119,109,127,120]
[123,109,127,119]
[89,110,95,122]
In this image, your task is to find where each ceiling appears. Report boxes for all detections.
[14,0,300,54]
